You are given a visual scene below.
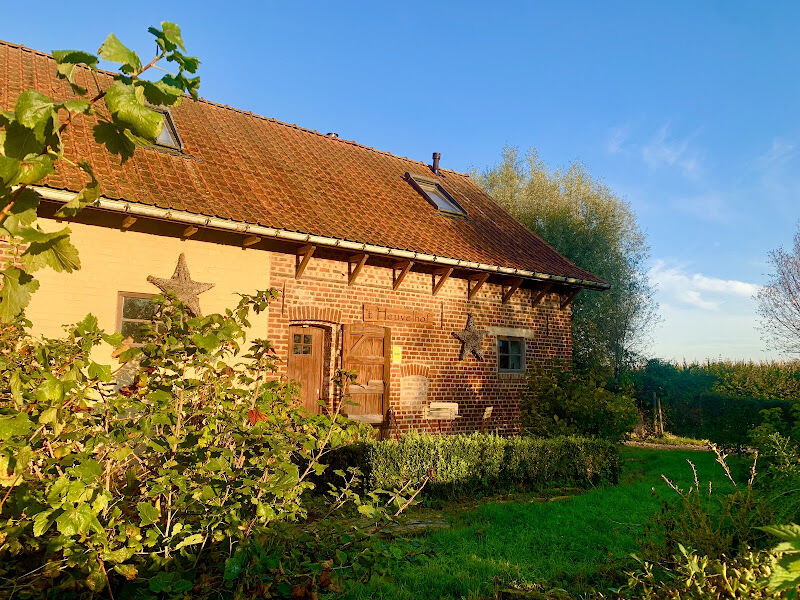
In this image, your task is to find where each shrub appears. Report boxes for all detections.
[619,546,784,599]
[327,432,620,497]
[520,365,638,442]
[0,293,417,598]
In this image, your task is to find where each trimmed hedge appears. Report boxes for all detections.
[325,433,619,496]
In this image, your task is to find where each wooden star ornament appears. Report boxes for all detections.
[147,253,214,316]
[452,313,487,361]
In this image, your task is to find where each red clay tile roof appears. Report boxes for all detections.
[0,40,605,287]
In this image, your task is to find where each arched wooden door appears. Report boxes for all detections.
[286,325,326,414]
[341,324,391,426]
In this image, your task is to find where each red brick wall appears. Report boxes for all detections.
[267,253,573,436]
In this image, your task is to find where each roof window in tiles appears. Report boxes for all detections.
[154,109,181,150]
[407,173,467,216]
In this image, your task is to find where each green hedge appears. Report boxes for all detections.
[667,392,795,450]
[325,433,619,496]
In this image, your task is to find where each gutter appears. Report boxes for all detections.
[34,186,610,291]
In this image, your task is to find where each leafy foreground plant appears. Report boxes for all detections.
[0,292,421,598]
[0,22,200,322]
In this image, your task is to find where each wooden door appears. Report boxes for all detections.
[341,324,390,422]
[287,326,325,414]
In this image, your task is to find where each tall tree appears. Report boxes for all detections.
[474,146,657,377]
[757,226,800,355]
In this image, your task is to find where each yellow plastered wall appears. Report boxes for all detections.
[26,219,271,361]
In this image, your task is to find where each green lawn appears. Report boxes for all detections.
[344,447,746,600]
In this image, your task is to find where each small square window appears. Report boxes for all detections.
[117,293,158,345]
[406,173,467,216]
[498,337,525,373]
[293,334,302,344]
[303,334,312,344]
[293,345,302,355]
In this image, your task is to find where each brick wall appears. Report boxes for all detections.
[267,253,572,436]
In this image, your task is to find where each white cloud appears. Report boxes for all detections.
[648,259,759,312]
[641,124,703,179]
[606,124,630,154]
[647,260,773,361]
[669,192,729,223]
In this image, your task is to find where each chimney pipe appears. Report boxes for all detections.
[432,152,441,174]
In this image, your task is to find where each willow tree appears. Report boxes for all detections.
[474,146,657,378]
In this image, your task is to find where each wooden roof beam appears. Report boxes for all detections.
[181,225,199,239]
[392,259,414,291]
[120,215,137,231]
[431,267,453,296]
[295,244,315,279]
[531,282,553,307]
[560,288,581,309]
[501,277,524,304]
[348,253,368,286]
[242,234,261,248]
[467,272,489,301]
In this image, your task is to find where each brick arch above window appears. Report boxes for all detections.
[287,305,342,324]
[400,363,431,379]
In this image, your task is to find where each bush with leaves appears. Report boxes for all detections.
[1,23,199,322]
[520,364,638,442]
[0,291,420,598]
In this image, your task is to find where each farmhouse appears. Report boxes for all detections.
[0,40,607,436]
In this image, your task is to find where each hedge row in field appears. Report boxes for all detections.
[325,432,619,496]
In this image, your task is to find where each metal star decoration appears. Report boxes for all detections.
[147,253,214,316]
[451,313,487,361]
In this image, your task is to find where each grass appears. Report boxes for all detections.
[344,447,747,600]
[628,432,710,448]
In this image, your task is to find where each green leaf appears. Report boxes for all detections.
[0,412,33,440]
[3,120,46,158]
[141,80,183,107]
[1,188,40,234]
[32,509,56,536]
[137,501,159,526]
[0,267,40,322]
[98,34,141,74]
[38,407,58,424]
[102,332,124,346]
[104,83,163,141]
[55,163,99,218]
[15,90,55,130]
[93,121,136,162]
[103,547,134,563]
[0,156,20,185]
[174,533,204,550]
[16,154,54,185]
[20,228,80,273]
[56,503,101,536]
[191,333,220,352]
[72,459,102,482]
[760,523,800,541]
[36,373,64,403]
[61,99,92,114]
[88,362,111,382]
[52,49,98,94]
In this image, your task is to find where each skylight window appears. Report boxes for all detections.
[406,173,467,216]
[153,109,181,150]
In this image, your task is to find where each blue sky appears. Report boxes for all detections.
[4,2,799,361]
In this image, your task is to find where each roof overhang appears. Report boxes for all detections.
[33,186,610,291]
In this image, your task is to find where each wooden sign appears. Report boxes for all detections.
[363,303,436,327]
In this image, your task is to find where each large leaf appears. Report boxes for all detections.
[0,188,40,235]
[93,121,135,163]
[15,90,55,130]
[16,155,55,185]
[104,83,163,141]
[98,34,141,74]
[0,267,40,322]
[52,49,98,94]
[20,227,80,273]
[0,156,20,185]
[0,412,33,440]
[56,503,102,536]
[3,121,46,159]
[137,501,159,526]
[760,523,800,541]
